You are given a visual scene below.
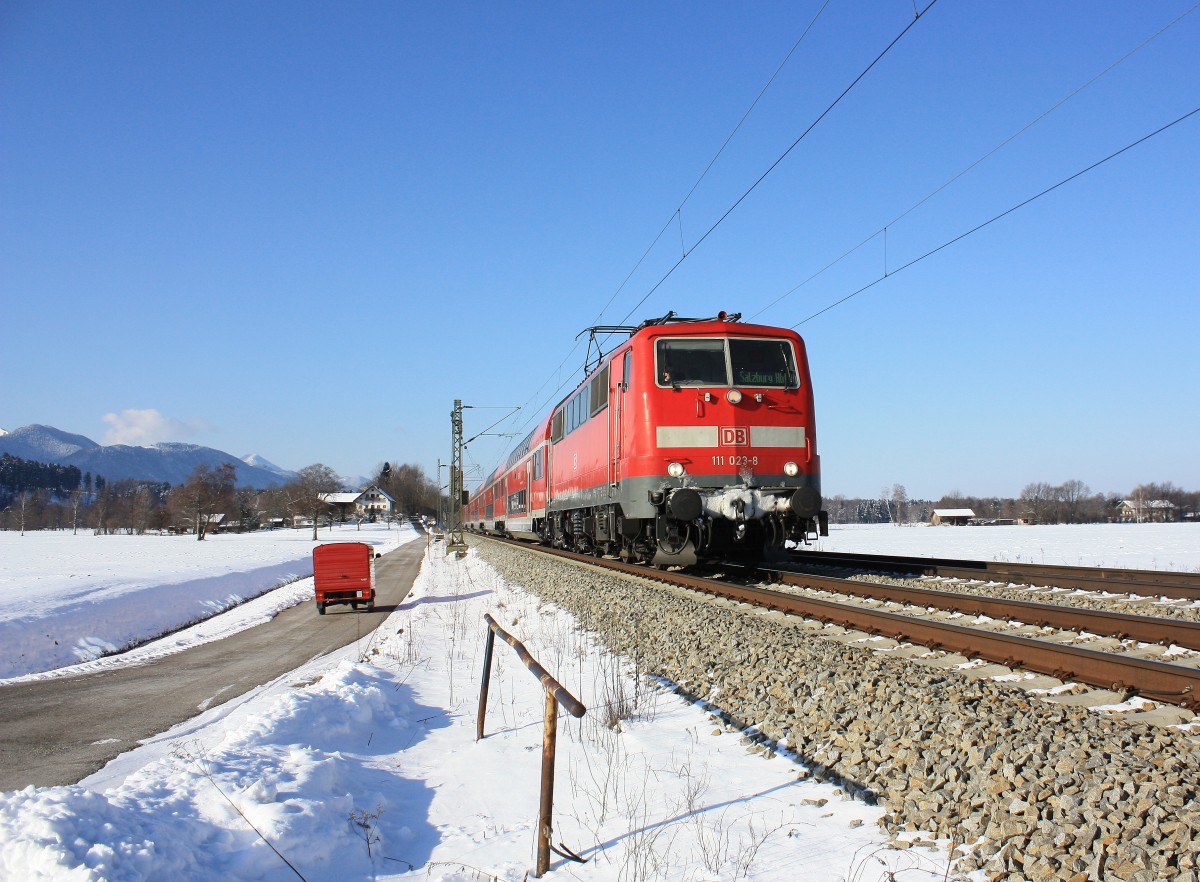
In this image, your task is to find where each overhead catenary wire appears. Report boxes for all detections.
[749,0,1200,323]
[480,1,931,471]
[588,0,834,330]
[482,3,840,463]
[478,1,840,463]
[618,0,940,326]
[791,104,1200,328]
[461,3,1191,483]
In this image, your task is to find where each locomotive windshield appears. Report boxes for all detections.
[656,337,799,388]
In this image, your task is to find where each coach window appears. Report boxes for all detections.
[551,409,564,442]
[533,447,543,480]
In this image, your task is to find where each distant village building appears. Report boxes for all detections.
[319,485,397,521]
[930,508,975,526]
[1115,499,1177,523]
[357,485,396,517]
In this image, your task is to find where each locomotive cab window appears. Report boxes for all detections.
[656,337,799,388]
[656,339,727,387]
[729,338,799,388]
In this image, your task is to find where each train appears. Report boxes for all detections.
[464,311,826,566]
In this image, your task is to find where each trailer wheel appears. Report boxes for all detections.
[317,602,326,615]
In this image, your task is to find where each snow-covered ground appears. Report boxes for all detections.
[812,521,1200,572]
[0,521,416,683]
[0,523,1195,880]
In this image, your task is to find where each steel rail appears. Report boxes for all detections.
[790,549,1200,602]
[763,568,1200,651]
[482,537,1200,708]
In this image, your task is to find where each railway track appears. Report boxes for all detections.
[483,535,1200,711]
[789,548,1200,602]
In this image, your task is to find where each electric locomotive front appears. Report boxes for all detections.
[537,312,825,567]
[614,314,823,565]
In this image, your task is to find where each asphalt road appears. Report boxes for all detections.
[0,537,426,791]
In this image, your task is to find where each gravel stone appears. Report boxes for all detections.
[474,539,1200,877]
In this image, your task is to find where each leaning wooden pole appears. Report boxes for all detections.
[477,613,586,877]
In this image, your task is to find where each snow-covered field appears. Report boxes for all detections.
[0,523,1196,880]
[812,521,1200,572]
[0,521,416,683]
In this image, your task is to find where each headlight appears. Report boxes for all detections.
[784,461,799,476]
[667,462,686,478]
[726,388,743,404]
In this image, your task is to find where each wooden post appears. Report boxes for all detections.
[476,625,496,742]
[476,614,586,877]
[535,689,558,877]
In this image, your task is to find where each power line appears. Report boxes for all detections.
[486,3,841,461]
[618,0,940,325]
[588,0,834,330]
[792,105,1200,328]
[751,0,1200,322]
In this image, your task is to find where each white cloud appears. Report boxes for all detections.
[101,409,210,446]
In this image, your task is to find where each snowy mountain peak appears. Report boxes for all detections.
[0,424,288,488]
[241,454,296,480]
[0,424,99,461]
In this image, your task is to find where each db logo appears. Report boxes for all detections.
[720,427,748,446]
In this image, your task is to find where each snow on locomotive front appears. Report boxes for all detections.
[544,312,826,566]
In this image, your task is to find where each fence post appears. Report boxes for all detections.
[476,625,496,742]
[536,688,558,877]
[477,614,587,877]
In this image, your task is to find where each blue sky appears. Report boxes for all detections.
[2,1,1197,500]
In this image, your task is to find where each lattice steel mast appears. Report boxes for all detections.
[447,399,467,557]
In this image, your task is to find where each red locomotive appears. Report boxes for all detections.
[465,312,826,566]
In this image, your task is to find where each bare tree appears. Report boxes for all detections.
[890,484,909,525]
[1057,479,1090,524]
[289,464,343,541]
[379,462,439,517]
[14,490,32,536]
[172,463,237,541]
[69,489,86,535]
[1019,482,1054,524]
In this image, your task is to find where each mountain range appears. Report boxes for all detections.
[0,424,296,488]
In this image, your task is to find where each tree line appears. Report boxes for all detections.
[0,453,84,502]
[6,450,1193,533]
[827,481,1200,525]
[0,456,441,537]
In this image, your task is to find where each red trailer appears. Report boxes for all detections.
[312,542,376,615]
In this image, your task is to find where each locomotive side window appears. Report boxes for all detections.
[656,339,726,387]
[589,365,610,416]
[551,409,564,442]
[729,338,799,388]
